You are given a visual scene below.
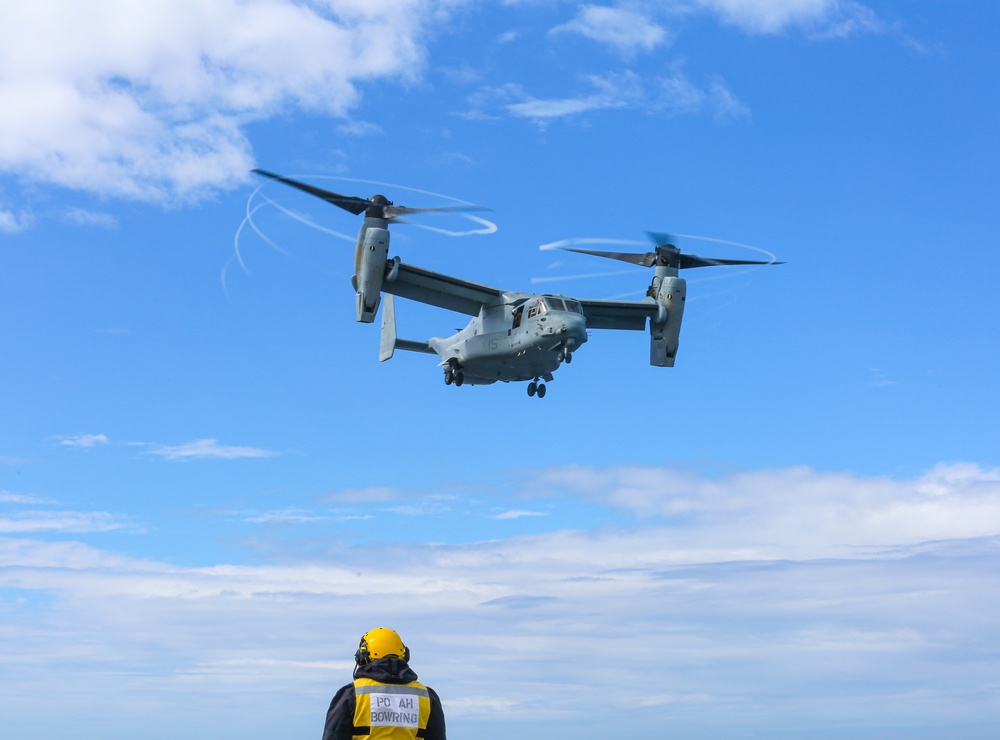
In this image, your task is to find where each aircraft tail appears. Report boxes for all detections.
[379,294,435,361]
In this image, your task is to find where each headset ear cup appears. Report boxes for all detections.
[355,648,370,666]
[403,645,410,663]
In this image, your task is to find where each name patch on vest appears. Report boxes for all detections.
[369,692,420,728]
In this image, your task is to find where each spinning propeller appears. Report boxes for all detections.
[559,232,783,270]
[252,169,487,220]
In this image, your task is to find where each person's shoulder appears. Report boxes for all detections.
[329,681,356,705]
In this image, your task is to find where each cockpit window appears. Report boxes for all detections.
[539,297,582,314]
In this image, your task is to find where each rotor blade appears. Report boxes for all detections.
[680,254,785,269]
[384,203,490,218]
[646,231,680,248]
[559,246,658,267]
[252,169,372,215]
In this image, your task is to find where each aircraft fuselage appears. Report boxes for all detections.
[429,295,588,386]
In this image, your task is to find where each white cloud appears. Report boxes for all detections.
[335,120,385,137]
[142,438,278,461]
[0,464,998,735]
[0,204,33,233]
[0,532,997,733]
[0,510,132,533]
[550,5,670,56]
[57,433,110,448]
[242,508,329,524]
[916,461,1000,496]
[0,0,447,204]
[321,486,403,503]
[467,69,749,126]
[523,462,1000,559]
[870,367,898,387]
[695,0,883,36]
[385,493,459,517]
[0,455,37,466]
[465,72,641,123]
[0,1,891,208]
[655,68,709,114]
[0,490,50,505]
[813,2,884,38]
[708,77,752,120]
[652,68,751,120]
[489,509,548,520]
[62,207,119,229]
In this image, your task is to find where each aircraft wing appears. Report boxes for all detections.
[578,298,658,331]
[384,262,504,316]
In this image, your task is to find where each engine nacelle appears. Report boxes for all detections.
[354,227,389,323]
[649,275,686,367]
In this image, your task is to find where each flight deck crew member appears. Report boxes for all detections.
[322,627,447,740]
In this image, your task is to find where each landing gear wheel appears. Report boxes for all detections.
[527,381,537,397]
[565,352,573,364]
[444,370,454,385]
[537,383,547,398]
[557,350,565,363]
[454,371,464,387]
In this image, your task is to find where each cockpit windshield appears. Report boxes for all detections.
[539,296,583,314]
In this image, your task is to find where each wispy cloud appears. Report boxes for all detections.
[335,120,384,137]
[654,69,752,121]
[141,438,278,461]
[489,509,549,520]
[320,486,403,504]
[241,509,329,524]
[0,455,37,466]
[506,71,642,120]
[56,433,110,448]
[695,0,885,36]
[870,367,898,387]
[385,494,459,517]
[62,207,119,229]
[0,510,133,534]
[0,204,33,233]
[706,77,752,121]
[550,5,671,56]
[463,69,746,126]
[0,490,51,505]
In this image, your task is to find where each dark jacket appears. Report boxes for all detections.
[321,658,447,740]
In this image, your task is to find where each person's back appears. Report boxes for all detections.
[322,627,447,740]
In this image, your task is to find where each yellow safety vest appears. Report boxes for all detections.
[352,677,432,740]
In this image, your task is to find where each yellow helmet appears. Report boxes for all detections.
[355,627,410,664]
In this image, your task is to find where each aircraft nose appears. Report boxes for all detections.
[561,314,588,344]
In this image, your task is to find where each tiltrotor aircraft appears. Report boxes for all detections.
[252,170,781,398]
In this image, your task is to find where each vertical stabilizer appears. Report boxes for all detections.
[379,294,397,362]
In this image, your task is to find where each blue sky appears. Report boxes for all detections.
[2,1,999,738]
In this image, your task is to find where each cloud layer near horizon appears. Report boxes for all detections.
[1,462,998,737]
